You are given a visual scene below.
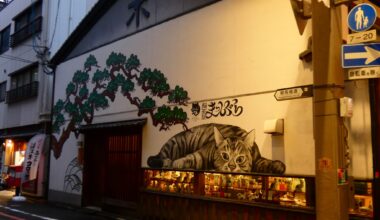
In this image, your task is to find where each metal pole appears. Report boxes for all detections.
[312,1,349,219]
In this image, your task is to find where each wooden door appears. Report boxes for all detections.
[104,131,142,207]
[83,126,142,210]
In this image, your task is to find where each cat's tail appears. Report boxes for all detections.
[147,155,173,168]
[147,155,164,168]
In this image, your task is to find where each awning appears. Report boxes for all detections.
[0,124,46,140]
[78,118,147,132]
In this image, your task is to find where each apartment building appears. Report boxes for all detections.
[0,0,96,197]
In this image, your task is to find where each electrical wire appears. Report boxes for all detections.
[0,54,35,64]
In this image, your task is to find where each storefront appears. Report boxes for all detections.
[0,124,49,197]
[47,0,377,219]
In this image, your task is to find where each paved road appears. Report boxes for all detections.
[0,190,136,220]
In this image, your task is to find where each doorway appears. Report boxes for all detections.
[82,125,142,212]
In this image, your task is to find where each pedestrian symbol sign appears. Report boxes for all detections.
[348,3,377,32]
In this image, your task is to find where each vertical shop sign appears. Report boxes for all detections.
[22,134,46,182]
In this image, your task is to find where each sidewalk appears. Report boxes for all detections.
[0,189,139,220]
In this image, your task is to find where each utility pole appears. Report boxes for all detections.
[312,1,349,220]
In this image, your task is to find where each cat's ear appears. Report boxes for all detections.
[214,127,225,147]
[244,129,256,147]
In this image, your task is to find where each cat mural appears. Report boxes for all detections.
[148,123,286,174]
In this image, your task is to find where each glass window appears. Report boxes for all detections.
[0,81,6,102]
[0,25,10,53]
[14,1,42,32]
[10,65,38,89]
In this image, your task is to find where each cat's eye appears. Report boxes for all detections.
[236,156,245,164]
[221,152,229,161]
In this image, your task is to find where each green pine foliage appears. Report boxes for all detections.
[52,52,190,157]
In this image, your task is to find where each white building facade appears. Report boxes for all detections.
[0,0,97,197]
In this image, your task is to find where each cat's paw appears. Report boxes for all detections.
[172,158,186,169]
[271,161,286,174]
[172,156,194,169]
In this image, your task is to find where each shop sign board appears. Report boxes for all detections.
[347,3,377,32]
[347,29,377,44]
[342,43,380,68]
[274,85,313,101]
[348,67,380,80]
[22,134,46,182]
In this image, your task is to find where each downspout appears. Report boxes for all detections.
[44,64,56,200]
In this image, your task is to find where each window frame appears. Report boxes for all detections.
[14,1,42,32]
[10,65,38,90]
[6,63,39,104]
[11,0,42,47]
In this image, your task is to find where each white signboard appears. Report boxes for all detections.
[274,85,313,101]
[348,67,380,80]
[347,29,377,44]
[22,134,46,182]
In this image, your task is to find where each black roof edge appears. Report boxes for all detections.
[78,118,147,132]
[49,0,117,66]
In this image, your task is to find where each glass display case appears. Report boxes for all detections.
[266,176,307,207]
[204,172,263,201]
[349,180,373,218]
[143,169,315,209]
[144,169,195,194]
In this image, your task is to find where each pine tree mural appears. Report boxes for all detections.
[52,52,190,158]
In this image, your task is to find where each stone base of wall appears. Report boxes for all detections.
[48,189,81,207]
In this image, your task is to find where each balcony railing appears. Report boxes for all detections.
[10,16,42,47]
[6,81,38,104]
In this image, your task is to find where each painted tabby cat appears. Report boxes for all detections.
[148,123,285,174]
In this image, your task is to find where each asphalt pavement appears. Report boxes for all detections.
[0,189,138,220]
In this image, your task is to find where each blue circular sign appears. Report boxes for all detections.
[348,3,377,32]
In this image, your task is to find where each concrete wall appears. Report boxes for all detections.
[50,0,314,197]
[47,0,98,57]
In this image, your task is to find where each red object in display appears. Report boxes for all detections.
[7,165,23,187]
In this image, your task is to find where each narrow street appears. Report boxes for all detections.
[0,190,134,220]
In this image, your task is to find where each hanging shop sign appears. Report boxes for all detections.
[347,3,377,32]
[348,67,380,80]
[274,85,313,101]
[342,43,380,68]
[22,134,46,182]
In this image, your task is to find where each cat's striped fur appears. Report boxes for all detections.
[147,123,285,174]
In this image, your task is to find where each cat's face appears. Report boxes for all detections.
[212,127,254,173]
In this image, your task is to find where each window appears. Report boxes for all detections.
[6,65,38,103]
[0,81,6,102]
[10,66,38,89]
[0,26,10,53]
[11,1,42,47]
